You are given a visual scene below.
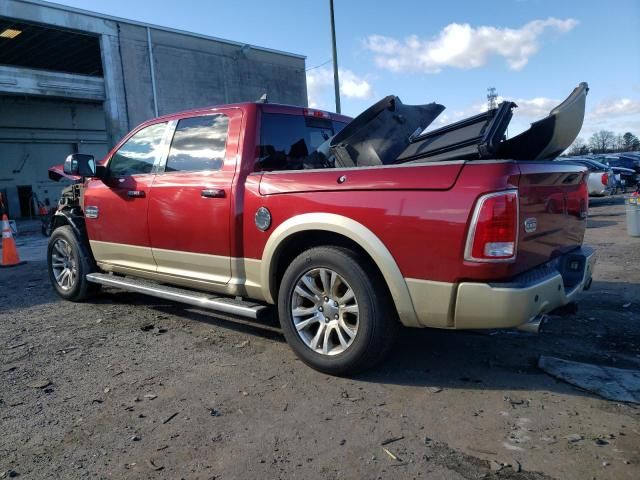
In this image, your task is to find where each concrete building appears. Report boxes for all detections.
[0,0,307,218]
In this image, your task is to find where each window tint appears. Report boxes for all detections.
[109,123,167,176]
[165,115,229,173]
[257,113,348,171]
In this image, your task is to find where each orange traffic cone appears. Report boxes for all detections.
[1,213,25,267]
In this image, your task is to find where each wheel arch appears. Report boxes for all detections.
[261,213,420,327]
[51,209,95,264]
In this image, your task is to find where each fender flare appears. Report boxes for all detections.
[52,209,95,264]
[260,213,420,327]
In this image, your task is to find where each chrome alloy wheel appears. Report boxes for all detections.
[291,268,359,356]
[50,238,77,291]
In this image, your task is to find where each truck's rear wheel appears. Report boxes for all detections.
[47,225,100,301]
[278,246,397,376]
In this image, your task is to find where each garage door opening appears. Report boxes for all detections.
[0,95,108,219]
[0,17,102,76]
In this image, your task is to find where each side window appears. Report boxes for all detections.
[109,123,167,176]
[165,115,229,173]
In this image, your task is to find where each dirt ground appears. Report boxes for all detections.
[1,196,639,480]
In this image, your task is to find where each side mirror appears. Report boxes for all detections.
[63,153,96,177]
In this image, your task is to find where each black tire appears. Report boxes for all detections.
[277,246,398,376]
[47,225,100,301]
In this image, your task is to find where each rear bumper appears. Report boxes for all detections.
[406,247,596,329]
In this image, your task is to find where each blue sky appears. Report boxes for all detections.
[56,0,640,140]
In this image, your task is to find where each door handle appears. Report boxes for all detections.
[201,189,225,198]
[127,190,146,198]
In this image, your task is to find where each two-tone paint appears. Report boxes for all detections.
[79,102,591,329]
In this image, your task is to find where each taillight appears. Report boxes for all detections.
[465,190,519,262]
[601,172,608,186]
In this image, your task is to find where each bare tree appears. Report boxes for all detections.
[622,132,640,152]
[589,130,616,154]
[568,137,589,156]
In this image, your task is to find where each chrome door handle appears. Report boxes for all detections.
[127,190,145,198]
[201,189,225,198]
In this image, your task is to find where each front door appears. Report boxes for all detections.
[147,111,237,285]
[84,122,168,271]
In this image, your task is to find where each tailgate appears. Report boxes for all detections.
[516,162,588,271]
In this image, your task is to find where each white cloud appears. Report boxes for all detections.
[588,98,640,120]
[306,67,373,109]
[364,17,578,73]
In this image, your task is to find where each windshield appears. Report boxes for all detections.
[257,113,347,171]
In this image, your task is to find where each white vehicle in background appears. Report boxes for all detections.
[556,158,615,196]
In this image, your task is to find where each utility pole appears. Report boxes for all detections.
[329,0,341,113]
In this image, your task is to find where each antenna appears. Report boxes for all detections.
[487,87,498,111]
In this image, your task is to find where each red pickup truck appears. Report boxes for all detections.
[47,84,595,375]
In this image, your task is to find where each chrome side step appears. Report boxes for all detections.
[86,273,268,320]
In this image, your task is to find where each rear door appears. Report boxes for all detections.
[84,122,168,271]
[146,110,239,285]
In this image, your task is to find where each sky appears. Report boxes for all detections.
[54,0,640,141]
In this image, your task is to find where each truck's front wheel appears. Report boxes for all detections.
[47,225,99,301]
[278,246,397,376]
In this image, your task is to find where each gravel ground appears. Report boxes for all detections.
[1,195,639,480]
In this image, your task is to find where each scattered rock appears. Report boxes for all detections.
[140,324,154,332]
[565,434,583,443]
[103,387,110,394]
[130,435,141,442]
[427,386,443,393]
[209,408,222,417]
[594,438,609,446]
[143,394,157,400]
[234,340,250,348]
[511,459,522,472]
[27,379,51,389]
[489,460,503,472]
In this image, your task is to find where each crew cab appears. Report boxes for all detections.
[47,83,596,375]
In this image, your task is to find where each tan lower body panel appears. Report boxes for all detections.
[152,247,231,285]
[405,278,456,328]
[90,240,156,271]
[93,241,266,302]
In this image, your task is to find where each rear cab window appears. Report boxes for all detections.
[257,112,348,171]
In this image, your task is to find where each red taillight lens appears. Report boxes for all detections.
[601,172,608,186]
[465,191,518,262]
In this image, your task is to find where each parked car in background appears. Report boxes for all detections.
[556,158,615,196]
[599,155,640,189]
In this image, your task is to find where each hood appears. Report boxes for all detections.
[48,164,80,182]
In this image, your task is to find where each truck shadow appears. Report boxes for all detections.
[358,279,640,396]
[95,279,640,401]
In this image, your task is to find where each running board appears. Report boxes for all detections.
[86,273,269,320]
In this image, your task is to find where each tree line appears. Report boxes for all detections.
[568,131,640,156]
